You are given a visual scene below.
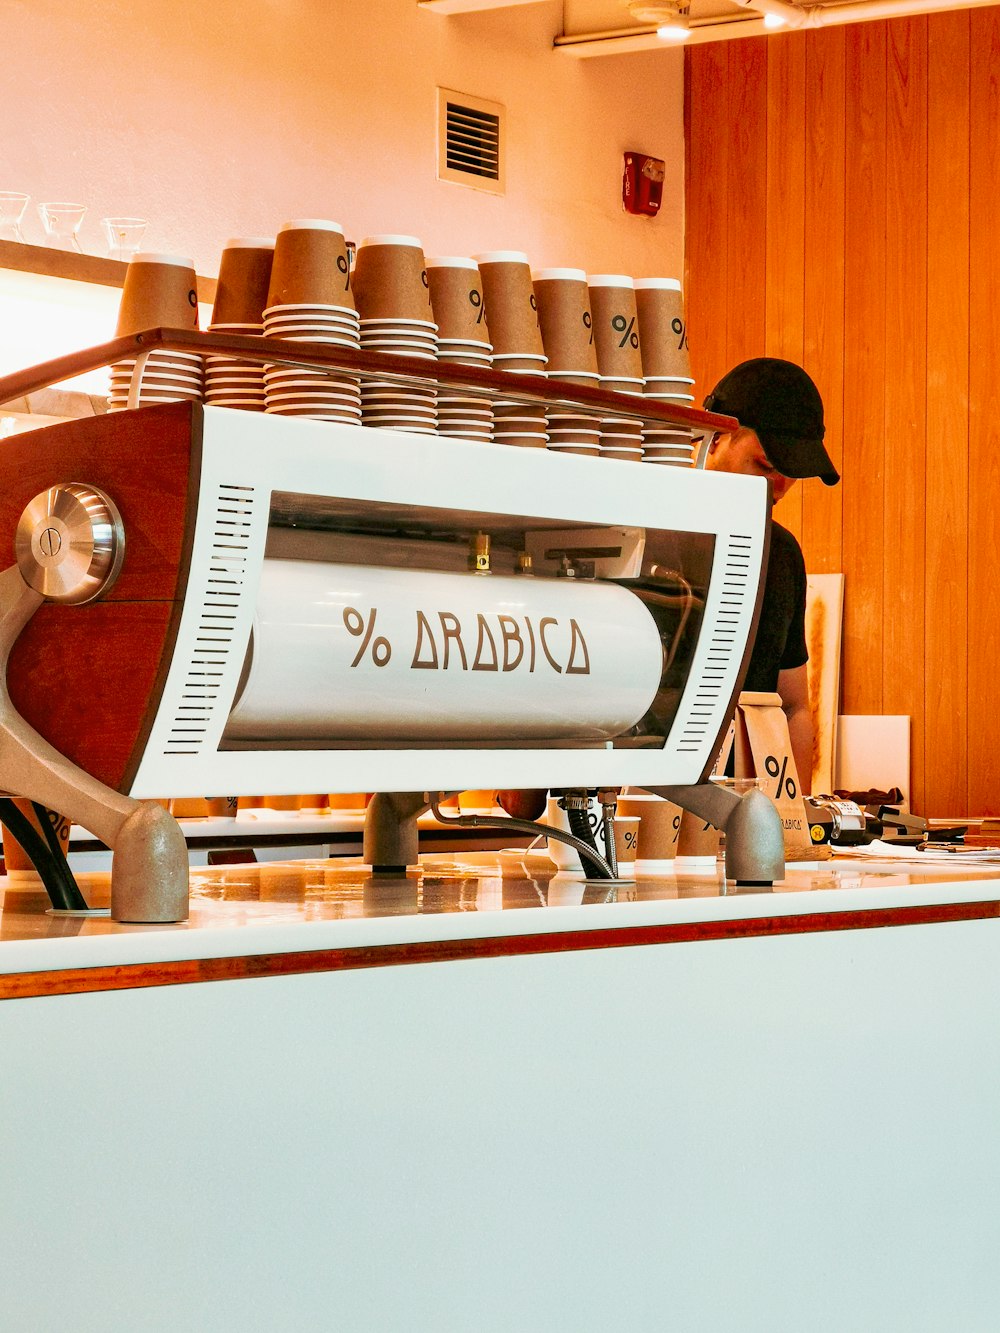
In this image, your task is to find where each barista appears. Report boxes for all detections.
[703,358,840,795]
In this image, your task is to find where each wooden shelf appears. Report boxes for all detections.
[0,238,217,302]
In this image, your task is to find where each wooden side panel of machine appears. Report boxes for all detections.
[0,403,202,793]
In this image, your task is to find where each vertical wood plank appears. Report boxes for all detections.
[802,27,846,579]
[766,31,807,543]
[883,16,927,812]
[725,37,768,372]
[684,43,731,403]
[925,10,969,817]
[684,14,976,814]
[967,8,1000,814]
[841,22,887,716]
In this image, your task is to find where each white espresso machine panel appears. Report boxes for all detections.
[121,406,769,798]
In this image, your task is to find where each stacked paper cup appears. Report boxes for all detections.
[109,253,203,412]
[475,251,548,447]
[205,237,274,412]
[352,235,437,435]
[634,277,696,466]
[426,257,493,443]
[532,267,602,456]
[262,220,361,424]
[588,274,645,462]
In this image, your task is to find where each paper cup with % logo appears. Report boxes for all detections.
[588,275,643,381]
[634,277,691,380]
[610,816,640,879]
[532,268,599,377]
[618,793,682,872]
[426,257,490,343]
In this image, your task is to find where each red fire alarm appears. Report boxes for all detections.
[623,151,665,217]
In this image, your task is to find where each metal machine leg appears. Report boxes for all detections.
[643,782,785,885]
[363,791,431,873]
[0,565,188,922]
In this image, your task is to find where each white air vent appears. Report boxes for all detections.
[437,88,505,194]
[675,533,753,754]
[164,483,256,757]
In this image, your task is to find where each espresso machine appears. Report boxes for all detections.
[0,370,779,920]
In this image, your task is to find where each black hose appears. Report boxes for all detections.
[0,799,88,911]
[566,804,598,854]
[428,800,615,880]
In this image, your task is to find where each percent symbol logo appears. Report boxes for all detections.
[343,606,392,667]
[469,289,485,323]
[611,314,639,349]
[764,753,797,800]
[582,310,594,343]
[671,316,688,351]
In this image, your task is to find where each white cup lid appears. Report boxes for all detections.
[588,274,635,288]
[532,267,587,282]
[223,237,276,249]
[360,234,423,248]
[425,256,478,270]
[634,277,682,291]
[279,219,344,234]
[473,250,529,264]
[131,252,195,268]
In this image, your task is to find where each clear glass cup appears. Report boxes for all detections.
[710,776,765,873]
[102,216,147,261]
[0,191,30,242]
[38,201,86,252]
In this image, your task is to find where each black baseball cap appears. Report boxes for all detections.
[703,357,839,486]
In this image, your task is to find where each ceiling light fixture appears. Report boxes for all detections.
[626,2,691,42]
[763,11,788,27]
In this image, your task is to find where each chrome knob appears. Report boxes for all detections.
[15,484,125,605]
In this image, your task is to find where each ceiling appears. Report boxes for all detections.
[418,0,1000,56]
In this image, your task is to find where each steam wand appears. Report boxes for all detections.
[428,794,616,880]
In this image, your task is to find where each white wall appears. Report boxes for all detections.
[0,0,683,280]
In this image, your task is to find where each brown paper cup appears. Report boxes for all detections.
[265,794,299,812]
[676,807,721,862]
[327,793,366,810]
[611,816,640,877]
[170,797,209,817]
[212,237,275,326]
[351,235,433,322]
[116,253,200,336]
[532,270,599,376]
[618,794,682,864]
[426,258,490,343]
[475,252,544,356]
[635,279,692,379]
[266,220,353,309]
[458,789,497,812]
[492,358,546,374]
[298,794,328,813]
[1,800,71,878]
[205,796,239,820]
[588,277,643,380]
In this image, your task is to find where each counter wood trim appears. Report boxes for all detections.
[2,896,997,1002]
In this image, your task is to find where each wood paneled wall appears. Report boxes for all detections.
[684,12,1000,817]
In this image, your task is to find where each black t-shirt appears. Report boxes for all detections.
[743,520,808,693]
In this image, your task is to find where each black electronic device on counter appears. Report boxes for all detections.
[805,796,966,849]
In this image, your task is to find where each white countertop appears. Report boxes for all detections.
[2,848,999,976]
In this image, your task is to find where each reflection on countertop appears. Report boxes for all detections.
[2,846,998,951]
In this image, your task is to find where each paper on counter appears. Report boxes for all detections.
[833,838,1000,863]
